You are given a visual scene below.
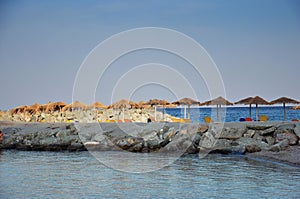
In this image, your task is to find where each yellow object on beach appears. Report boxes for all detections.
[180,118,190,123]
[171,117,181,122]
[204,116,213,123]
[105,119,116,123]
[260,115,268,122]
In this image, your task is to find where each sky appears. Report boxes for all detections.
[0,0,300,109]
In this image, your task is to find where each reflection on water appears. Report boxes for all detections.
[0,150,300,198]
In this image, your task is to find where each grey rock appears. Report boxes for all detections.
[247,124,273,130]
[243,129,256,138]
[218,128,246,140]
[276,123,296,130]
[294,124,300,139]
[259,127,276,136]
[236,137,269,151]
[265,136,276,145]
[268,139,289,152]
[275,129,299,145]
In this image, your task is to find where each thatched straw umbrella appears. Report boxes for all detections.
[235,96,269,121]
[201,96,233,121]
[62,101,87,112]
[145,99,170,121]
[26,103,40,114]
[270,97,300,121]
[45,102,67,113]
[137,101,151,109]
[87,102,106,110]
[108,99,132,121]
[172,98,200,119]
[10,105,28,115]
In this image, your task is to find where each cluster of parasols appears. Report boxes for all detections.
[4,96,300,123]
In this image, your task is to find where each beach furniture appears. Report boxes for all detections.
[245,117,252,122]
[292,118,299,122]
[260,115,268,122]
[239,118,246,122]
[180,118,190,123]
[204,116,213,123]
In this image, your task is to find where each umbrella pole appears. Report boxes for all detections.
[154,106,157,121]
[216,105,219,122]
[184,106,187,119]
[163,105,165,121]
[188,105,191,120]
[122,107,125,122]
[283,102,286,122]
[249,104,252,118]
[256,104,258,121]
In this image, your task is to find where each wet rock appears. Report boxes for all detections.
[218,127,246,140]
[199,131,215,149]
[294,124,300,139]
[265,136,276,145]
[247,124,273,130]
[276,123,296,130]
[243,129,256,138]
[268,139,289,152]
[236,137,269,152]
[259,127,276,136]
[245,144,261,153]
[275,129,299,145]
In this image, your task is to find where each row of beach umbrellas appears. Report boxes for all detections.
[9,96,300,121]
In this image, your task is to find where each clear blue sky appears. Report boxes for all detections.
[0,0,299,109]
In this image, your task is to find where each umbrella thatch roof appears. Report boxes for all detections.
[137,101,151,109]
[235,96,269,105]
[201,96,233,106]
[172,98,200,106]
[270,97,300,105]
[10,105,28,115]
[62,101,87,111]
[145,99,170,107]
[87,102,106,109]
[46,101,67,112]
[107,99,132,109]
[26,103,40,114]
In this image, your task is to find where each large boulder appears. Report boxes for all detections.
[275,129,299,145]
[268,139,290,152]
[259,127,276,136]
[218,127,246,140]
[235,137,269,153]
[247,124,274,130]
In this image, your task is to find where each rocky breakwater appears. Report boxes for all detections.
[0,122,299,158]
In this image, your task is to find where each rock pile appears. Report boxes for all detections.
[0,122,299,155]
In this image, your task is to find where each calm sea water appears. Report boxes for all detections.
[161,106,300,122]
[0,150,300,198]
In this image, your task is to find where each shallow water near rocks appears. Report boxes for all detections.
[1,150,300,198]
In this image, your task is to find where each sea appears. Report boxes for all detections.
[160,106,300,122]
[0,151,300,198]
[1,106,300,198]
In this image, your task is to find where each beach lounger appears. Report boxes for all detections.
[239,118,246,122]
[245,117,252,122]
[260,115,267,122]
[292,118,299,122]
